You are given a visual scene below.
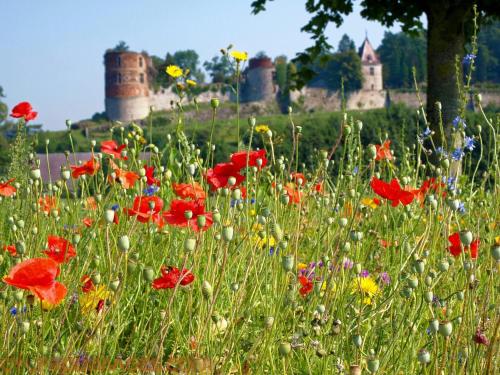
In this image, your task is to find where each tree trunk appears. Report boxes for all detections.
[426,3,471,137]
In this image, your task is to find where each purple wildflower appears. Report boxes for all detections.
[379,272,391,285]
[343,258,353,270]
[452,116,467,129]
[462,54,476,66]
[360,270,370,278]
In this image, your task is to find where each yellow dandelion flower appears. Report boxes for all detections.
[255,125,270,133]
[166,65,183,78]
[361,197,378,209]
[79,285,112,316]
[186,79,197,87]
[320,280,337,296]
[351,277,378,304]
[230,50,248,62]
[297,262,308,270]
[176,82,185,91]
[252,235,276,249]
[496,236,500,246]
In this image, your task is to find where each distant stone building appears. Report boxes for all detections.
[104,50,153,121]
[358,37,383,91]
[240,57,277,102]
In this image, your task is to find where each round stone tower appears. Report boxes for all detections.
[359,37,383,91]
[242,57,276,102]
[104,50,151,121]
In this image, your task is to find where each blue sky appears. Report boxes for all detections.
[1,0,416,130]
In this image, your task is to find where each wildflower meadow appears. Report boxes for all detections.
[0,47,499,374]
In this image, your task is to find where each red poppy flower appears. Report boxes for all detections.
[3,258,67,305]
[43,235,77,264]
[205,162,245,191]
[448,232,480,259]
[314,182,323,193]
[101,140,128,160]
[124,195,163,224]
[10,101,38,122]
[375,140,393,161]
[152,266,195,289]
[3,244,17,256]
[291,172,307,186]
[108,160,139,189]
[83,217,93,228]
[162,199,213,232]
[283,184,303,204]
[39,195,58,214]
[370,177,414,207]
[172,182,206,200]
[230,149,267,170]
[144,165,160,186]
[85,197,98,210]
[0,179,16,197]
[81,275,95,293]
[298,275,313,297]
[412,178,446,205]
[71,158,100,178]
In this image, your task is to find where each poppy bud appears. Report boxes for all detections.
[407,276,418,289]
[354,120,363,132]
[188,164,196,176]
[352,334,363,348]
[127,261,137,273]
[221,188,229,196]
[20,321,30,334]
[440,158,450,169]
[248,116,256,127]
[30,169,41,180]
[316,304,326,314]
[339,217,348,227]
[280,194,290,205]
[104,209,115,224]
[367,358,379,373]
[212,209,221,224]
[231,188,241,200]
[342,242,351,251]
[424,276,433,286]
[184,238,197,252]
[278,342,292,357]
[110,279,120,291]
[282,255,294,271]
[438,259,449,272]
[222,226,234,242]
[491,245,500,261]
[91,273,101,284]
[72,234,81,246]
[265,316,274,329]
[350,231,363,242]
[230,282,239,292]
[202,281,213,299]
[118,235,130,252]
[184,210,193,220]
[456,291,464,301]
[343,125,351,135]
[439,321,453,337]
[15,241,25,255]
[424,291,434,303]
[417,349,431,364]
[459,231,473,246]
[414,259,425,274]
[266,130,273,139]
[14,291,24,302]
[60,169,71,180]
[401,287,413,298]
[210,98,220,109]
[228,177,237,186]
[271,223,283,241]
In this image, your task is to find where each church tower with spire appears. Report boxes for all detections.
[359,37,383,91]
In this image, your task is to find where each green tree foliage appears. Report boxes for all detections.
[112,41,129,52]
[377,31,427,88]
[275,56,290,112]
[0,86,7,124]
[203,55,235,84]
[325,50,363,92]
[474,20,500,83]
[252,0,500,131]
[337,34,356,52]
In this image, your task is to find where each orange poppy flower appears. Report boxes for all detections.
[71,158,100,178]
[85,197,98,210]
[83,217,93,227]
[39,195,58,214]
[375,140,393,161]
[108,160,139,189]
[172,182,206,200]
[0,179,16,197]
[101,140,128,160]
[3,258,67,305]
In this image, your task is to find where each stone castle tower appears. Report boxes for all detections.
[241,57,276,102]
[359,37,383,91]
[104,50,152,121]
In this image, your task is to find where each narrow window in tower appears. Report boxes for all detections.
[117,56,121,67]
[139,57,143,67]
[370,67,374,76]
[117,73,122,84]
[371,84,374,90]
[140,73,145,83]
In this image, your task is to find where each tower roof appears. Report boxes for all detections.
[359,37,380,65]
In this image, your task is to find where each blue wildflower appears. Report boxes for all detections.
[420,127,432,139]
[458,202,466,214]
[111,204,120,211]
[353,166,359,176]
[445,176,457,191]
[462,53,476,66]
[250,198,256,204]
[451,148,465,161]
[452,116,467,129]
[143,185,159,196]
[9,306,17,316]
[464,136,475,151]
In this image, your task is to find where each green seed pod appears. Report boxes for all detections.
[316,304,326,314]
[440,158,450,169]
[222,226,234,242]
[354,120,363,133]
[142,268,154,283]
[354,263,362,275]
[230,282,239,292]
[196,215,206,228]
[352,334,363,348]
[491,246,500,261]
[429,319,439,333]
[456,291,465,301]
[210,98,220,109]
[339,217,348,227]
[15,241,25,255]
[459,231,473,246]
[280,193,290,205]
[343,125,351,135]
[418,349,431,364]
[424,276,433,287]
[20,321,30,334]
[202,281,213,299]
[439,321,453,337]
[367,358,380,373]
[231,188,242,200]
[407,276,419,289]
[184,238,197,252]
[279,240,288,250]
[401,287,413,298]
[212,210,221,224]
[72,234,81,246]
[278,342,292,357]
[14,291,24,302]
[414,260,425,274]
[104,209,115,224]
[342,242,351,251]
[424,291,434,303]
[265,316,274,329]
[127,261,137,273]
[282,255,294,272]
[438,260,449,272]
[184,210,193,220]
[118,235,130,252]
[109,279,120,291]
